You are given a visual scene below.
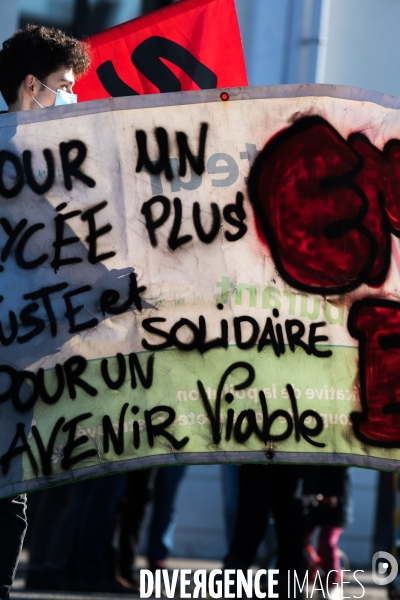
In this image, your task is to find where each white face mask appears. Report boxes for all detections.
[54,88,78,105]
[33,77,77,107]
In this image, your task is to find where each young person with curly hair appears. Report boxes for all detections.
[0,24,90,599]
[0,24,90,111]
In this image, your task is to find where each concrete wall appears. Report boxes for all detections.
[324,0,400,96]
[235,0,400,95]
[235,0,326,86]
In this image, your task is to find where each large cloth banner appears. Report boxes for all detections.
[74,0,248,102]
[2,84,400,497]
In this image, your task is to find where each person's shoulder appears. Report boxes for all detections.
[0,110,8,114]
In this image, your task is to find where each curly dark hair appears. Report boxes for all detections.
[0,24,91,105]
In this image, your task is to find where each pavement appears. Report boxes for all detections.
[12,551,391,599]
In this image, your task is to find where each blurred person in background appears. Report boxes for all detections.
[114,465,187,585]
[145,465,187,572]
[301,466,352,596]
[221,464,306,598]
[31,465,187,592]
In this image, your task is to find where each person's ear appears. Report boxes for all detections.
[24,74,36,96]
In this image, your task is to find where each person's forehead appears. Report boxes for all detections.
[47,67,75,84]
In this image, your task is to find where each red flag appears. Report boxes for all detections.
[74,0,248,102]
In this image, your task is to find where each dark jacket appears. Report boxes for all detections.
[301,466,352,528]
